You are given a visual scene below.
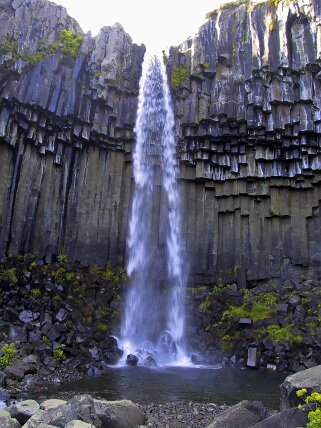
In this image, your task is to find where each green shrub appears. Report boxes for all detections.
[30,288,41,298]
[256,292,277,306]
[296,388,321,428]
[57,253,69,264]
[223,302,276,322]
[0,343,16,369]
[53,344,66,361]
[0,266,18,284]
[42,336,51,347]
[266,324,302,344]
[170,66,187,89]
[58,29,83,58]
[1,39,18,54]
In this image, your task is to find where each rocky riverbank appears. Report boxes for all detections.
[1,364,321,427]
[1,253,321,393]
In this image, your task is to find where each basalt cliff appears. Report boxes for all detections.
[0,0,320,286]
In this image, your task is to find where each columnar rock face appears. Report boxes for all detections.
[169,0,321,283]
[0,0,145,265]
[0,0,320,285]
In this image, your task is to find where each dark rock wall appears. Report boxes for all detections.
[0,0,144,265]
[169,0,321,283]
[0,0,320,285]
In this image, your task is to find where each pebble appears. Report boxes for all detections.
[140,401,228,428]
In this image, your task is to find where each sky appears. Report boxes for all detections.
[55,0,221,54]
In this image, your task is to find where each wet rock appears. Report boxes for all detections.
[191,353,204,365]
[87,367,101,377]
[142,356,157,367]
[101,337,123,365]
[126,354,138,366]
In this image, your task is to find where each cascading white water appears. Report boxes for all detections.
[120,54,188,365]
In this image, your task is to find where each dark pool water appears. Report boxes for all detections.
[30,366,287,410]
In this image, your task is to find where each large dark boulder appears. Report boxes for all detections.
[280,365,321,410]
[125,354,138,367]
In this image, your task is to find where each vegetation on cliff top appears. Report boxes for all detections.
[0,28,83,67]
[205,0,296,20]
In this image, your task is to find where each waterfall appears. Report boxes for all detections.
[120,55,188,365]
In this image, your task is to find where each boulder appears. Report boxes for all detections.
[126,354,138,366]
[206,400,269,428]
[40,399,67,412]
[280,364,321,410]
[65,421,95,428]
[101,337,123,365]
[93,399,145,428]
[87,366,102,377]
[19,310,38,323]
[24,395,101,427]
[142,356,157,367]
[0,414,21,428]
[251,407,309,427]
[8,400,40,425]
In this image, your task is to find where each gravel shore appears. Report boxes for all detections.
[140,401,228,428]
